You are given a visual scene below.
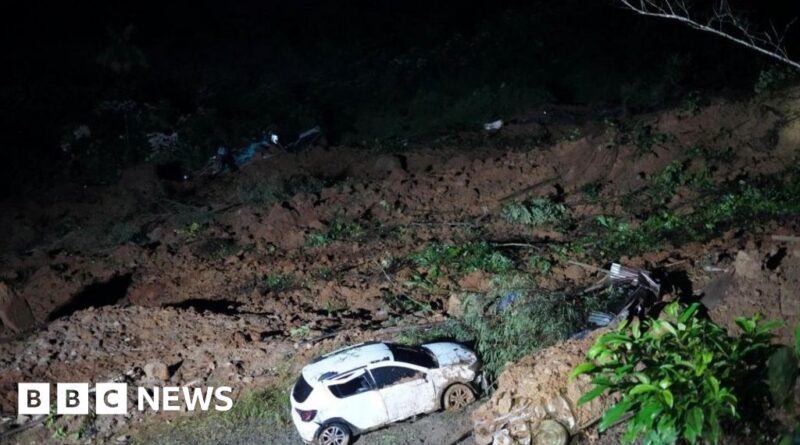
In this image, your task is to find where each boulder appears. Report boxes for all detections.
[0,283,35,333]
[734,250,762,280]
[144,362,170,381]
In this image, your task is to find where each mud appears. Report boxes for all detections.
[1,90,800,444]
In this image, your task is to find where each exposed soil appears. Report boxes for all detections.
[2,89,800,444]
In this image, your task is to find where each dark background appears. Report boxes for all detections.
[1,0,799,197]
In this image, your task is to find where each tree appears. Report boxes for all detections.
[616,0,800,70]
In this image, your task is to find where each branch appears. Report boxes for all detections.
[617,0,800,70]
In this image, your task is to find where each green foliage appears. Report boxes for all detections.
[767,322,800,410]
[572,303,778,445]
[290,324,312,338]
[502,198,569,227]
[527,255,553,275]
[406,241,512,291]
[408,274,599,381]
[305,219,363,248]
[754,65,799,95]
[630,121,674,155]
[260,273,295,292]
[581,181,603,202]
[585,170,800,257]
[650,160,712,204]
[177,222,203,241]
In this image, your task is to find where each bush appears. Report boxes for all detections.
[407,274,600,381]
[304,219,363,248]
[502,198,569,227]
[572,303,778,445]
[405,241,513,291]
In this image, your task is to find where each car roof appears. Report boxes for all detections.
[302,342,393,382]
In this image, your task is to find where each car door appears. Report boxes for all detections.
[369,364,436,422]
[324,369,389,430]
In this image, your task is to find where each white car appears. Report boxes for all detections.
[290,341,481,445]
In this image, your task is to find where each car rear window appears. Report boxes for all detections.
[388,344,437,368]
[292,375,314,403]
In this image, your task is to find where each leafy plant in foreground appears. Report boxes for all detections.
[767,322,800,410]
[572,302,778,445]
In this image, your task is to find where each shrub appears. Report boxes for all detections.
[407,274,600,381]
[502,198,568,227]
[405,241,513,291]
[304,219,363,248]
[572,303,778,445]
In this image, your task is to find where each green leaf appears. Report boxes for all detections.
[678,303,700,323]
[578,384,608,405]
[599,399,633,431]
[633,372,651,384]
[767,346,799,408]
[630,319,641,339]
[706,375,720,397]
[735,316,756,334]
[633,400,662,430]
[661,389,674,408]
[570,362,597,380]
[684,407,704,444]
[629,383,659,396]
[587,343,607,360]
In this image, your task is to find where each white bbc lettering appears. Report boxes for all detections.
[56,383,89,415]
[182,387,213,411]
[162,387,181,411]
[214,387,233,411]
[137,387,159,411]
[18,383,50,415]
[96,383,128,415]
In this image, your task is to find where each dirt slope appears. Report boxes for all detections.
[1,89,800,444]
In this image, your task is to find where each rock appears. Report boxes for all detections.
[492,429,513,445]
[533,420,568,445]
[144,362,170,381]
[447,293,465,319]
[0,283,35,333]
[702,273,734,309]
[734,251,762,280]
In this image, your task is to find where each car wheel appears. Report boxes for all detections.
[317,422,351,445]
[443,383,475,410]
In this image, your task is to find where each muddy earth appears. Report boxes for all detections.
[2,89,800,444]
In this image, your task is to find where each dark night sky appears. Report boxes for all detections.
[1,0,799,195]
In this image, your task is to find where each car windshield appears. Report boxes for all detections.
[387,344,438,368]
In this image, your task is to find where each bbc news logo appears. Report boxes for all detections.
[18,383,234,415]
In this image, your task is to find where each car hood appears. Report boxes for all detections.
[422,342,478,368]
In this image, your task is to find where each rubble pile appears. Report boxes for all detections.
[472,331,614,445]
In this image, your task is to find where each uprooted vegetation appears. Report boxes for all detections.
[403,274,603,381]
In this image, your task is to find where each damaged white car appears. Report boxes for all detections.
[290,341,481,445]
